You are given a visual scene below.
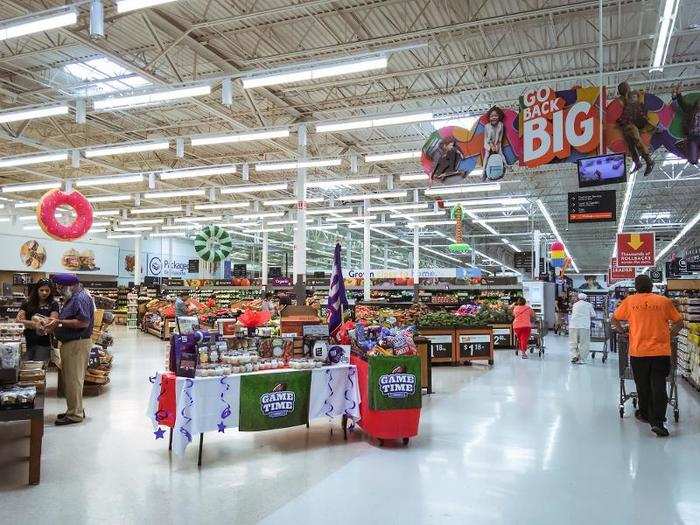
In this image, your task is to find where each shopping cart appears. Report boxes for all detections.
[513,316,545,358]
[589,320,611,363]
[617,332,679,422]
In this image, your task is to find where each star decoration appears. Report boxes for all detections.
[217,421,226,433]
[154,427,166,440]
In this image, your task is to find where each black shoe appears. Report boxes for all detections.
[57,410,85,419]
[55,417,82,426]
[634,410,648,423]
[643,159,655,176]
[651,425,669,437]
[571,357,579,364]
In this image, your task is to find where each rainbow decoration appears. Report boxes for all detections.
[550,241,566,268]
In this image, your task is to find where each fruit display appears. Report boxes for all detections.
[350,323,418,358]
[354,303,429,326]
[417,301,513,329]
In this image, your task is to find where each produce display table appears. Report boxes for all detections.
[418,327,494,365]
[348,354,421,446]
[490,324,513,349]
[147,364,360,464]
[0,395,44,485]
[419,328,455,364]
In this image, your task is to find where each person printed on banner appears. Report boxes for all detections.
[569,293,596,364]
[482,106,505,181]
[43,274,95,426]
[616,82,655,176]
[611,275,684,437]
[672,86,700,165]
[512,297,535,359]
[430,139,464,181]
[16,278,60,363]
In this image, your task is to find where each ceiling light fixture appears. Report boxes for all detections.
[649,0,680,71]
[1,181,61,193]
[221,182,288,194]
[93,210,120,217]
[256,159,342,171]
[263,197,323,206]
[112,226,153,232]
[116,0,180,12]
[75,174,144,187]
[190,128,289,146]
[406,220,455,228]
[444,197,529,207]
[150,232,186,238]
[230,212,284,220]
[0,152,69,168]
[162,224,198,230]
[390,210,445,219]
[174,216,223,223]
[306,207,354,216]
[481,216,529,223]
[94,85,210,111]
[611,171,637,259]
[0,8,77,42]
[193,202,249,211]
[13,201,39,209]
[655,210,700,262]
[87,195,132,203]
[85,141,170,158]
[367,203,429,212]
[316,112,434,133]
[0,103,69,123]
[536,199,579,273]
[464,206,523,214]
[107,233,142,239]
[365,151,421,162]
[424,182,501,196]
[399,173,429,182]
[348,222,396,229]
[159,165,236,180]
[338,190,407,202]
[119,219,163,226]
[243,56,387,89]
[327,215,377,222]
[143,189,205,199]
[306,176,380,189]
[130,206,182,214]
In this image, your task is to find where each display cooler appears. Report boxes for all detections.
[347,353,421,446]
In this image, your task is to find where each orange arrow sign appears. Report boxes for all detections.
[627,233,644,250]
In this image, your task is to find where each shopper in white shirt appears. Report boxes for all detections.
[569,293,596,364]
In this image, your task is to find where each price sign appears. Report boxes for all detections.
[426,334,452,359]
[458,334,491,358]
[492,328,512,348]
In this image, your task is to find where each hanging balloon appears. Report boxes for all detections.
[448,204,472,254]
[550,241,566,268]
[194,225,233,262]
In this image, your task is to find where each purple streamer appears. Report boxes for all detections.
[148,374,157,384]
[179,378,194,443]
[324,369,335,417]
[219,376,232,421]
[344,366,357,416]
[154,374,168,423]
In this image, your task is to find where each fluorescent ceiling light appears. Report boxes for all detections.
[130,206,182,214]
[316,112,434,133]
[117,0,181,14]
[243,56,387,89]
[424,183,500,196]
[162,224,198,230]
[119,219,163,226]
[481,216,529,223]
[390,211,445,219]
[87,195,132,203]
[399,173,429,182]
[327,215,377,222]
[0,152,69,168]
[174,216,222,223]
[406,220,455,228]
[655,210,700,262]
[13,201,39,208]
[2,181,61,193]
[194,202,249,211]
[650,0,680,71]
[348,222,396,229]
[445,197,529,207]
[94,85,210,111]
[221,183,288,194]
[367,203,429,212]
[0,104,69,124]
[466,206,523,214]
[0,9,77,42]
[431,115,479,130]
[263,197,323,206]
[160,165,236,180]
[256,159,341,171]
[150,232,186,238]
[338,190,407,202]
[306,207,354,216]
[76,174,144,187]
[64,58,149,97]
[143,189,205,199]
[536,199,579,273]
[304,224,339,231]
[267,219,314,226]
[640,211,671,220]
[91,222,110,228]
[365,151,421,162]
[306,176,379,189]
[108,233,141,239]
[230,212,284,220]
[113,226,153,232]
[191,129,289,146]
[18,215,38,222]
[0,217,10,223]
[93,210,120,217]
[22,225,42,231]
[612,171,637,259]
[85,141,170,158]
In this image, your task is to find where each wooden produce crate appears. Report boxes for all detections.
[418,328,456,365]
[279,305,320,336]
[414,336,433,394]
[491,324,513,349]
[455,327,494,366]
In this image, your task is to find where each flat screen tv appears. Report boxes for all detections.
[577,154,626,188]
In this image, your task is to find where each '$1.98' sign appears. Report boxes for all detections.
[520,86,601,167]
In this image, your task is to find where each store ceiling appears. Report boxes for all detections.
[0,0,698,273]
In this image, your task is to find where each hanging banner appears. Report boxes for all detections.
[519,86,602,167]
[238,371,311,431]
[609,258,635,281]
[617,232,655,267]
[567,190,617,223]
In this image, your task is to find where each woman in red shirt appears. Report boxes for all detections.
[512,297,535,359]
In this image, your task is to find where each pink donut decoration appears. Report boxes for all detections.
[36,189,93,241]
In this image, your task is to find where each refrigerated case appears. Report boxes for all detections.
[522,281,556,329]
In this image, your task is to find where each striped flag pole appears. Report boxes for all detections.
[327,242,348,338]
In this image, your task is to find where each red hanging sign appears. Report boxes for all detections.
[616,232,655,267]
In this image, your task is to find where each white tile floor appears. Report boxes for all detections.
[1,327,699,524]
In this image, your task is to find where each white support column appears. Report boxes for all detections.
[293,124,308,301]
[412,189,420,285]
[363,199,371,301]
[168,238,173,278]
[345,230,352,268]
[262,230,269,287]
[384,244,389,269]
[134,237,142,285]
[533,229,541,279]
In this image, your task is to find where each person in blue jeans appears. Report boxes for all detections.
[16,278,59,363]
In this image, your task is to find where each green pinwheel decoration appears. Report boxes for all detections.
[448,204,472,254]
[194,225,234,262]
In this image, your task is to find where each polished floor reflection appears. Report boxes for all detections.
[1,328,699,524]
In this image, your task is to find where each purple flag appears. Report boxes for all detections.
[327,243,348,336]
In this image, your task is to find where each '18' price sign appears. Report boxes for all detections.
[427,334,452,359]
[458,334,491,358]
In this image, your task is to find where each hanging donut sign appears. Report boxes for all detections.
[36,189,94,241]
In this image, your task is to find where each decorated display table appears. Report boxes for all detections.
[147,364,360,464]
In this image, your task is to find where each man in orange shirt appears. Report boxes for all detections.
[612,275,683,437]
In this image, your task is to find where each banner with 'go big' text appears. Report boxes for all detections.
[519,86,603,167]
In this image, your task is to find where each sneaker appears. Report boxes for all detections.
[634,410,648,423]
[521,352,528,359]
[57,410,85,420]
[651,425,669,437]
[55,416,82,426]
[571,357,579,364]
